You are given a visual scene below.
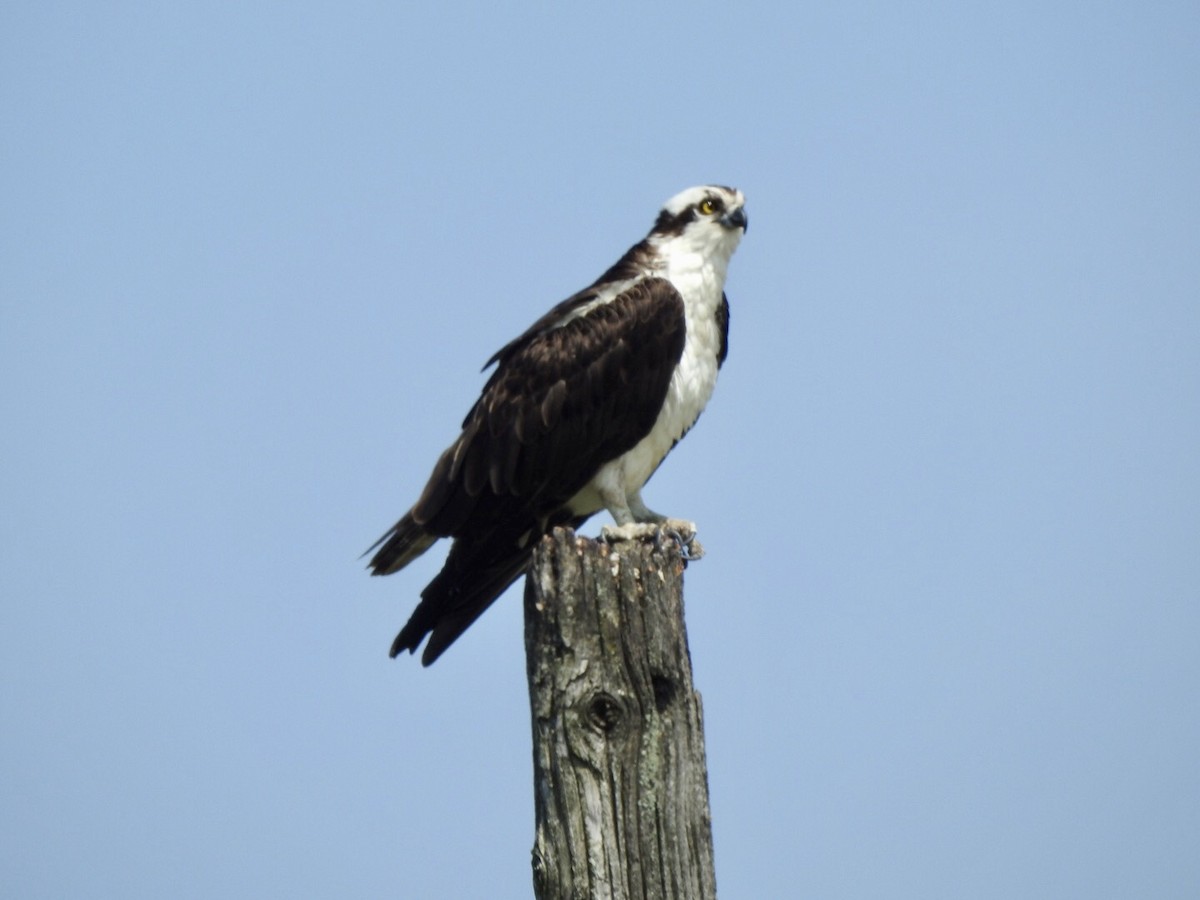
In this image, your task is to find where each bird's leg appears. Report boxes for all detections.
[599,481,661,542]
[602,487,699,551]
[598,479,634,524]
[630,490,697,545]
[627,492,668,524]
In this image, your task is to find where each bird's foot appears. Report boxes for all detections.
[601,518,704,561]
[660,518,704,561]
[601,522,662,542]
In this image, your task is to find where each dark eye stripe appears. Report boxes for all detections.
[652,190,731,236]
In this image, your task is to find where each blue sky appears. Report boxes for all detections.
[2,2,1198,897]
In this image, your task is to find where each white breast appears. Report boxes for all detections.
[569,238,732,516]
[612,265,723,491]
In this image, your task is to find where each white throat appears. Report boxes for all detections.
[569,223,741,519]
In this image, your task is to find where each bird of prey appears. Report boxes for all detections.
[367,185,747,664]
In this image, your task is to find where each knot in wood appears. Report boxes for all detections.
[584,691,624,736]
[651,672,676,712]
[530,846,547,895]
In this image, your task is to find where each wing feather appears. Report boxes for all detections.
[375,276,687,663]
[413,277,685,529]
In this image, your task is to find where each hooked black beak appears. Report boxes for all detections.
[722,206,748,233]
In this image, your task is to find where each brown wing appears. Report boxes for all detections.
[370,276,687,664]
[411,276,686,536]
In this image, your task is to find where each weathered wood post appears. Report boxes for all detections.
[524,526,717,900]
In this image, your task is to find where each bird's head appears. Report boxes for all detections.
[649,185,748,261]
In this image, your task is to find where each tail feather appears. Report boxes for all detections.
[366,513,438,575]
[378,504,590,664]
[390,550,533,665]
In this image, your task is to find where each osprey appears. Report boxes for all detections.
[367,185,747,664]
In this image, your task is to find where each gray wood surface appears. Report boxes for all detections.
[524,526,717,900]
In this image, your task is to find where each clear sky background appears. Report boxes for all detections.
[2,3,1198,898]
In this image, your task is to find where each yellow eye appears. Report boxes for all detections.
[698,198,717,215]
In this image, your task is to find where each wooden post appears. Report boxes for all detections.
[524,526,717,900]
